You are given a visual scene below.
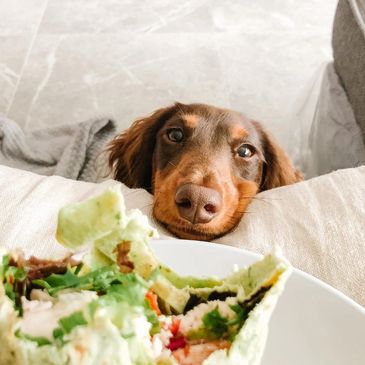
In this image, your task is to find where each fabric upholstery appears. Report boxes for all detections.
[332,0,365,142]
[1,165,364,306]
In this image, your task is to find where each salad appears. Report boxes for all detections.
[0,187,291,365]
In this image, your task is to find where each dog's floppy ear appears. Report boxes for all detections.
[253,121,303,191]
[107,105,178,191]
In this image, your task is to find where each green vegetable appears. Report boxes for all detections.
[104,275,148,307]
[1,254,27,283]
[56,187,127,249]
[0,254,27,310]
[53,311,88,340]
[203,307,229,338]
[94,274,161,334]
[143,303,160,335]
[4,282,16,303]
[33,267,81,293]
[33,265,125,296]
[5,266,27,282]
[159,266,222,289]
[33,264,160,335]
[0,254,10,278]
[15,330,51,346]
[228,304,249,327]
[189,304,251,342]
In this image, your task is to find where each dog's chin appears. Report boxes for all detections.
[161,221,233,241]
[153,206,242,241]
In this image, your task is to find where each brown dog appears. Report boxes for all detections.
[108,103,302,241]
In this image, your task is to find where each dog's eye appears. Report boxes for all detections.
[237,144,255,158]
[167,128,184,143]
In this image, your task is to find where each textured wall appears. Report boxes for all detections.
[0,0,336,153]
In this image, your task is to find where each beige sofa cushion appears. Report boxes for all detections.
[0,165,364,306]
[333,0,365,142]
[0,165,154,258]
[215,166,365,306]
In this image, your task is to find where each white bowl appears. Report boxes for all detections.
[151,239,365,365]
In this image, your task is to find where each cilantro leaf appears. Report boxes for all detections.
[32,267,82,295]
[202,307,228,337]
[228,304,249,326]
[32,265,123,296]
[200,304,250,342]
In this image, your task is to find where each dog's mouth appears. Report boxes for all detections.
[153,200,244,241]
[158,219,233,241]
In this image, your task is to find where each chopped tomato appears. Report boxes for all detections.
[145,290,161,315]
[168,336,186,351]
[169,317,180,336]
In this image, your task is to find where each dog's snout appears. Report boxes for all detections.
[175,184,222,224]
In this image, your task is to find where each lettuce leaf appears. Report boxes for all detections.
[15,330,52,346]
[56,187,127,250]
[53,311,88,341]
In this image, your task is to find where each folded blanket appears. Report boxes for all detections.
[0,117,117,182]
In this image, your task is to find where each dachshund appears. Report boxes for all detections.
[107,102,302,241]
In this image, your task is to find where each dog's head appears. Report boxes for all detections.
[108,103,302,240]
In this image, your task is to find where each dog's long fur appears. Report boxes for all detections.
[108,103,302,240]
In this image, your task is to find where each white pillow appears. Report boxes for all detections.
[0,165,364,306]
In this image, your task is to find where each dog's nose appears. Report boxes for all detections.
[175,184,222,224]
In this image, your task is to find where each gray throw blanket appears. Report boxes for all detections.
[0,117,117,182]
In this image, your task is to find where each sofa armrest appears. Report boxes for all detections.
[332,0,365,143]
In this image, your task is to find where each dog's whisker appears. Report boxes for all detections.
[140,204,154,210]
